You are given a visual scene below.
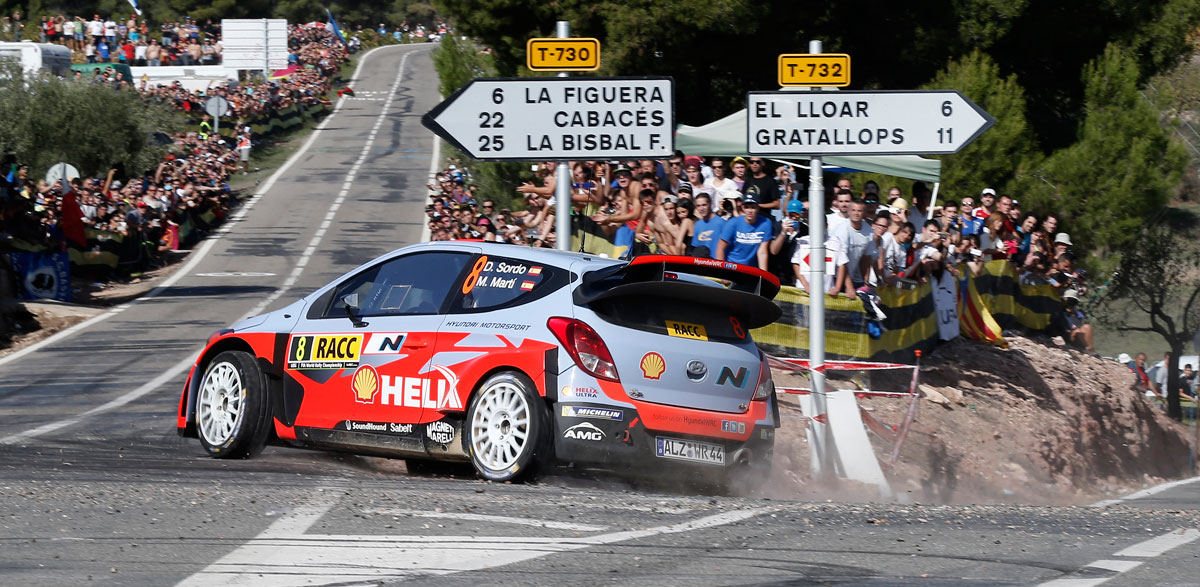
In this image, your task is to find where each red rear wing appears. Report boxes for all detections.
[625,255,781,300]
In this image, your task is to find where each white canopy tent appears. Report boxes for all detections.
[675,108,942,183]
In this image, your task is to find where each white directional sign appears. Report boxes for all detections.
[222,19,289,70]
[422,77,674,161]
[747,90,994,156]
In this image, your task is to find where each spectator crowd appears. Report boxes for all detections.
[0,22,351,276]
[3,11,226,66]
[425,154,1093,352]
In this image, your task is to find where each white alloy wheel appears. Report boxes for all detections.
[198,360,244,446]
[470,378,532,472]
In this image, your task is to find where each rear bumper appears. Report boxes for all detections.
[551,401,775,477]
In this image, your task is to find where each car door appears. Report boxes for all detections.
[285,250,473,443]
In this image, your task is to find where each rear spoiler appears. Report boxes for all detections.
[574,255,782,329]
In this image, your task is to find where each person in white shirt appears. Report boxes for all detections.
[828,198,877,292]
[826,188,852,231]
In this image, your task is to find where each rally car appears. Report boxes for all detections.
[177,242,782,490]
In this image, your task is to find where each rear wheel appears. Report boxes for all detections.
[196,350,270,459]
[466,372,551,482]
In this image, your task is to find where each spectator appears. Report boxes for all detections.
[974,188,996,220]
[1060,289,1094,353]
[793,227,850,295]
[704,158,739,202]
[1129,352,1159,397]
[728,157,748,191]
[829,198,877,292]
[742,157,780,211]
[1053,232,1073,256]
[827,189,852,230]
[689,192,724,258]
[716,193,773,269]
[768,199,806,285]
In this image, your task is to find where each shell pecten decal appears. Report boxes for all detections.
[640,352,666,380]
[352,364,381,403]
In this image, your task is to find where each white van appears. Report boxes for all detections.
[0,41,72,76]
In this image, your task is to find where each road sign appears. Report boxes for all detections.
[222,19,288,70]
[778,54,850,87]
[527,38,600,71]
[44,162,79,186]
[422,77,674,161]
[205,96,230,118]
[747,90,994,156]
[798,248,836,276]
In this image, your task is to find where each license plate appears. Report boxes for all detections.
[654,437,725,465]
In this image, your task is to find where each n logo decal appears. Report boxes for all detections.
[716,366,748,388]
[362,332,408,355]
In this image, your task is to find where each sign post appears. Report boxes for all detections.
[205,96,230,136]
[805,41,832,481]
[553,21,572,252]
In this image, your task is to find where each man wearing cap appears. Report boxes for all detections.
[681,156,707,196]
[689,193,724,259]
[974,188,996,220]
[768,199,807,285]
[1061,289,1094,353]
[716,193,773,269]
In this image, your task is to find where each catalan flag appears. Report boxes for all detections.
[958,270,1006,348]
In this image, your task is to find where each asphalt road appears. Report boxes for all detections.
[0,44,1198,587]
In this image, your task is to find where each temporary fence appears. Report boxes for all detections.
[751,260,1065,363]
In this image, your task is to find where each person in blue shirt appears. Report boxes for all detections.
[716,193,773,269]
[689,192,725,258]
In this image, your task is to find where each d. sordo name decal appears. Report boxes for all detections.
[563,422,604,441]
[349,364,464,410]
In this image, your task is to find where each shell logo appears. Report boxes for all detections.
[640,352,666,380]
[352,364,380,403]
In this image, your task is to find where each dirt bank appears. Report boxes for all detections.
[765,334,1194,505]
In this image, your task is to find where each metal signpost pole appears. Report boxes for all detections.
[806,39,831,479]
[262,19,270,84]
[554,20,572,251]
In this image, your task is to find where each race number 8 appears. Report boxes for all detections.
[462,255,488,294]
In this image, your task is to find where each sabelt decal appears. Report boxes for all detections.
[640,352,666,380]
[561,405,623,421]
[339,420,416,435]
[361,332,407,354]
[351,365,464,410]
[563,421,605,441]
[665,320,708,341]
[426,420,454,444]
[287,334,362,369]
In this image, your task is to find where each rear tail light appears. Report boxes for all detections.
[753,351,774,401]
[547,317,620,382]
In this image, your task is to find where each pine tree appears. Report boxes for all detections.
[922,49,1038,197]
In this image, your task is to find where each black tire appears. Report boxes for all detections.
[465,372,552,482]
[195,350,271,459]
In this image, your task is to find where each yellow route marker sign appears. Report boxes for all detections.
[527,38,601,71]
[778,54,850,87]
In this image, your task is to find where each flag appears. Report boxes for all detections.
[58,164,87,248]
[958,272,1007,348]
[326,8,346,44]
[4,165,13,184]
[337,86,355,97]
[127,0,143,16]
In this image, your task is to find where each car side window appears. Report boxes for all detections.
[453,254,561,312]
[324,252,471,318]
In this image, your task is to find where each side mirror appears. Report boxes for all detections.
[341,293,367,328]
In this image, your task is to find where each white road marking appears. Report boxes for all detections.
[178,492,766,586]
[1090,475,1200,507]
[1112,527,1200,557]
[374,508,607,532]
[0,45,427,443]
[1037,528,1200,586]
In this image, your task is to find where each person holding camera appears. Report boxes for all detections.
[689,193,725,259]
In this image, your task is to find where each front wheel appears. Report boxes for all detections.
[466,372,552,482]
[195,350,270,459]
